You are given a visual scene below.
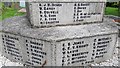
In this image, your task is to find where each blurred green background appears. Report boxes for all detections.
[105,2,120,17]
[0,2,26,21]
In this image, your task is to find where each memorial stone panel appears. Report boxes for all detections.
[26,2,105,27]
[2,33,24,63]
[56,34,117,66]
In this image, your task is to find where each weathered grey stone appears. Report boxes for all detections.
[2,16,118,41]
[104,15,120,20]
[1,16,119,66]
[104,15,120,37]
[1,0,120,66]
[0,21,2,54]
[28,0,106,2]
[26,0,106,27]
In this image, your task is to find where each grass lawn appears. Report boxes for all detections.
[0,2,26,21]
[0,7,25,21]
[105,7,120,17]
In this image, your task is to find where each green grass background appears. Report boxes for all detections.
[0,2,25,21]
[1,8,25,20]
[105,7,120,17]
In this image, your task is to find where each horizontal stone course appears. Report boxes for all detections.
[2,16,118,41]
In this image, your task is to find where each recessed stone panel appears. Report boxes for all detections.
[26,2,105,27]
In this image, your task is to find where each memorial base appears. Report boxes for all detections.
[1,16,118,66]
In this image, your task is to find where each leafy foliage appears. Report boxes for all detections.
[0,2,25,21]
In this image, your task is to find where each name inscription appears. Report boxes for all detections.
[31,2,104,25]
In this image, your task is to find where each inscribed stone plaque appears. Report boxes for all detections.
[27,2,105,27]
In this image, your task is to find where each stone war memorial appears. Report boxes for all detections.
[0,0,119,66]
